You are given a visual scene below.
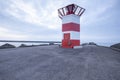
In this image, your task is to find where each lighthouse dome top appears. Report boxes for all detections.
[58,4,85,19]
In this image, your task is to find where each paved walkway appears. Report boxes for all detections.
[0,45,120,80]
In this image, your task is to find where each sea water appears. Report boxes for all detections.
[0,42,117,47]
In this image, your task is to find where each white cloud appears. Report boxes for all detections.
[81,34,120,43]
[6,0,40,23]
[0,26,28,40]
[81,0,117,26]
[5,0,62,30]
[0,0,119,44]
[4,0,117,28]
[0,23,62,41]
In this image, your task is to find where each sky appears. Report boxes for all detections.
[0,0,120,46]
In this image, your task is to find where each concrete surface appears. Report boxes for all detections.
[0,45,120,80]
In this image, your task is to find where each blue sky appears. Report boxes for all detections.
[0,0,120,46]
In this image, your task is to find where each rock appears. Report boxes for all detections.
[110,43,120,49]
[89,42,97,45]
[81,43,89,46]
[81,42,97,46]
[19,44,33,47]
[0,43,16,49]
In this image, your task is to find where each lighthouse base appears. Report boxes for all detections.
[62,40,80,48]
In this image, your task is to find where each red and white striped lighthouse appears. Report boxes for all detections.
[58,4,85,48]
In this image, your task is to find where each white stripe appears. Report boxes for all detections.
[63,31,80,40]
[62,14,80,24]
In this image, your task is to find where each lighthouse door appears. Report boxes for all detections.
[62,33,72,48]
[64,33,70,40]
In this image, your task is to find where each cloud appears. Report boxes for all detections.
[81,0,117,26]
[0,0,119,45]
[0,26,28,40]
[5,0,62,30]
[3,0,118,28]
[6,0,40,24]
[0,23,62,41]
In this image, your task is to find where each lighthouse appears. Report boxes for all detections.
[58,4,85,48]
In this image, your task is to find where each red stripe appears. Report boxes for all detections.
[70,40,80,46]
[62,23,80,32]
[62,39,80,48]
